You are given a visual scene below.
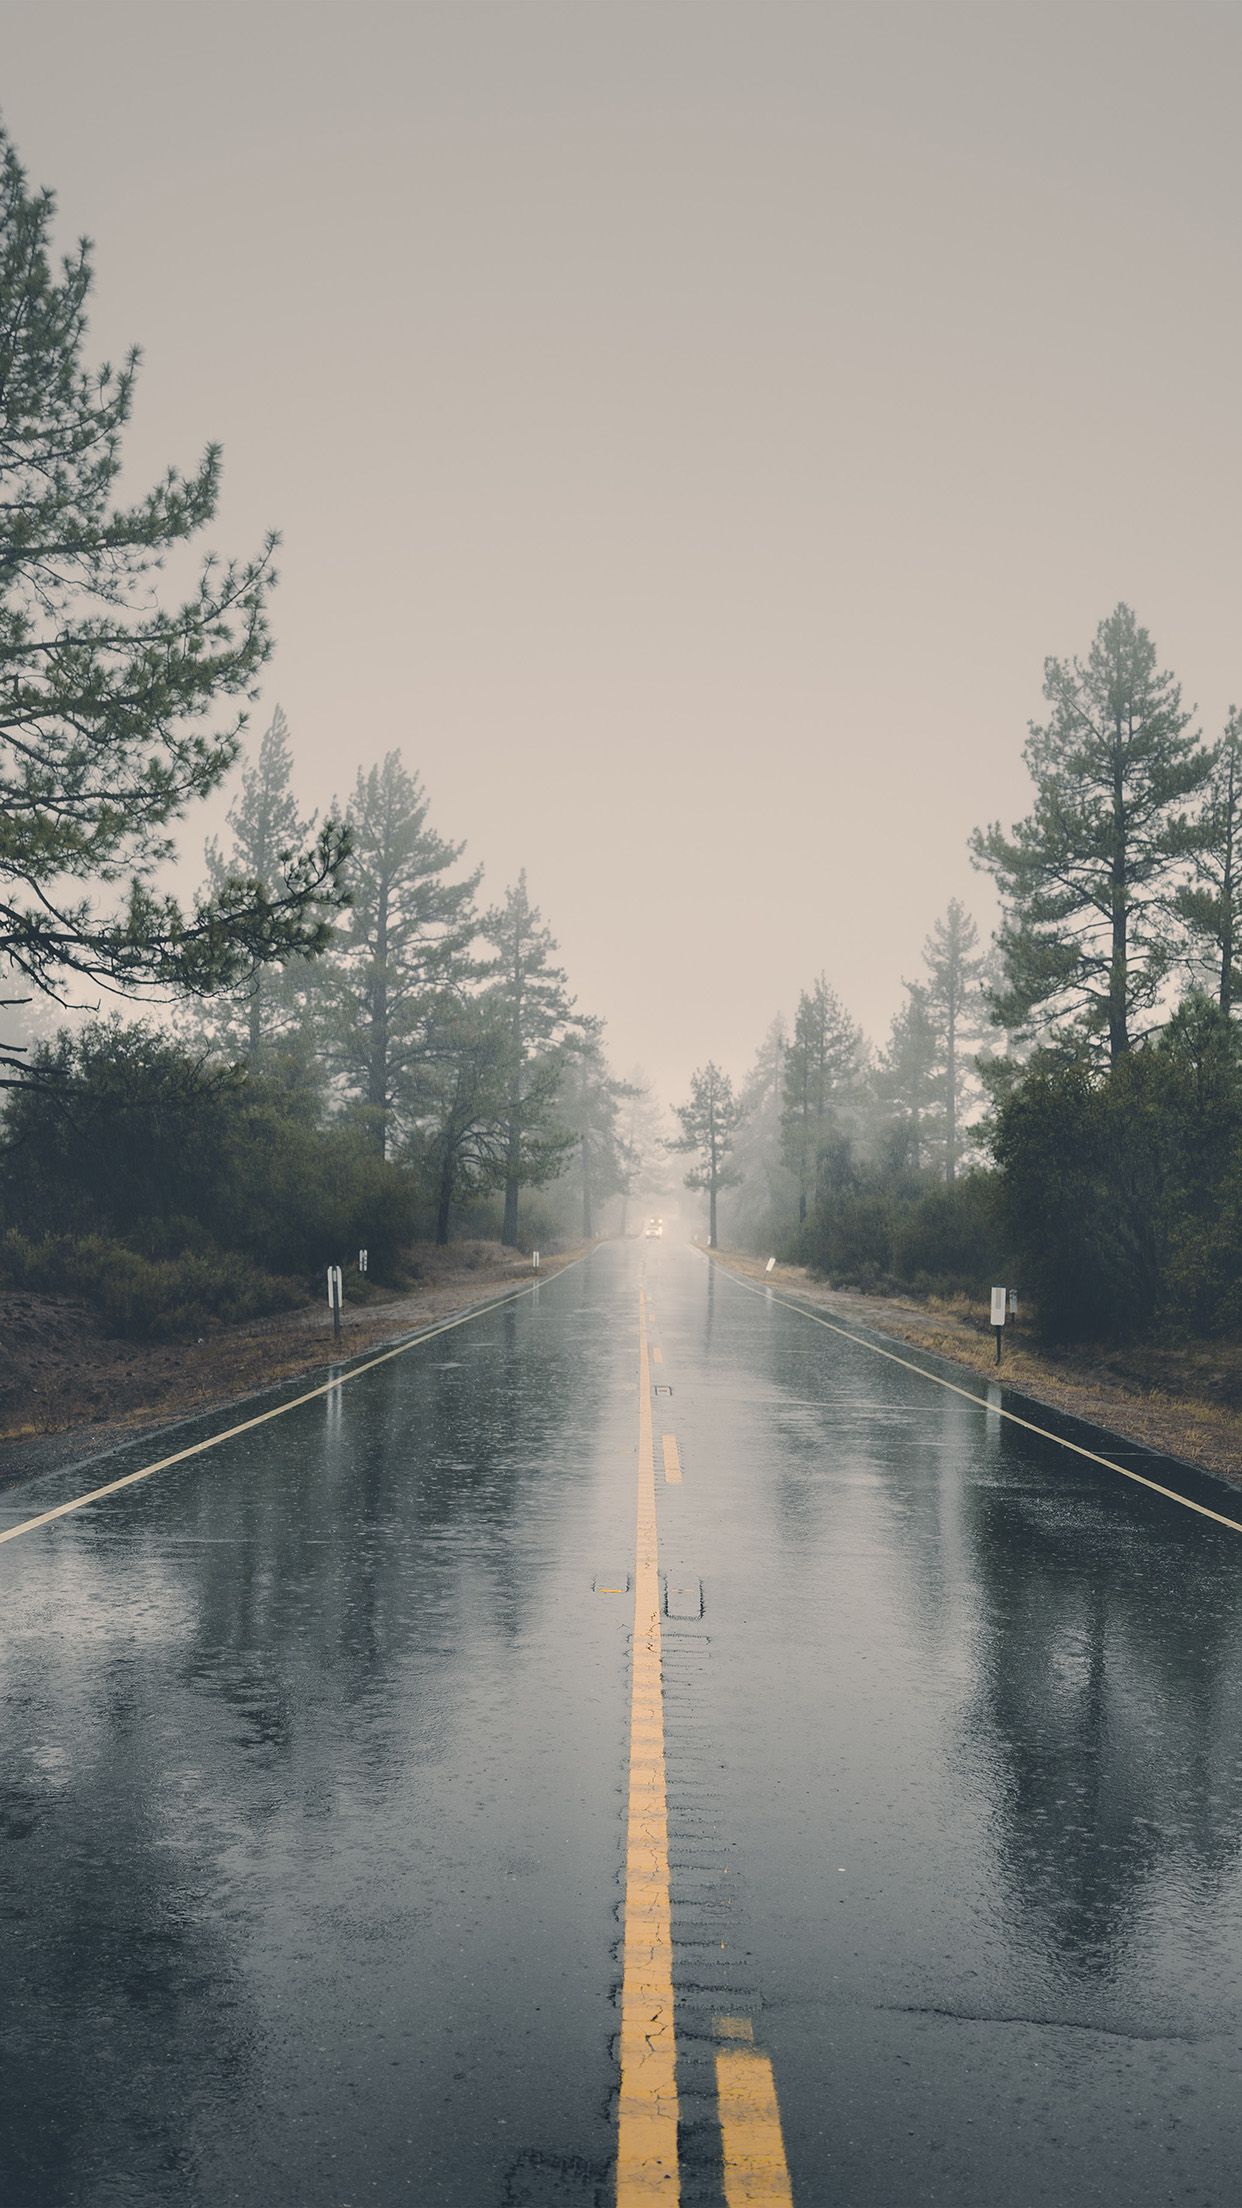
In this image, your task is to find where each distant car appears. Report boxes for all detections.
[644,1217,664,1238]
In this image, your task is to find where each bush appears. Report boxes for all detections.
[890,1173,1005,1296]
[0,1019,422,1287]
[0,1230,302,1340]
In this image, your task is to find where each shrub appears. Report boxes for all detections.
[890,1174,1005,1297]
[0,1230,302,1340]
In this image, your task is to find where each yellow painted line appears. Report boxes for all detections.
[652,1345,665,1367]
[0,1258,591,1551]
[716,2048,793,2207]
[716,1261,1242,1539]
[714,2015,754,2042]
[616,1287,680,2204]
[662,1435,682,1486]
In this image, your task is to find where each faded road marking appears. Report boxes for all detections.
[716,2047,794,2206]
[652,1344,665,1367]
[616,1288,680,2204]
[662,1436,682,1485]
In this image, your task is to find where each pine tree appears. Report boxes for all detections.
[1176,710,1242,1015]
[481,871,575,1246]
[730,1015,798,1250]
[202,707,325,1061]
[559,1017,635,1240]
[921,899,989,1180]
[321,753,479,1158]
[419,993,512,1245]
[0,126,345,1072]
[879,981,940,1170]
[780,977,864,1222]
[671,1062,742,1249]
[971,605,1210,1060]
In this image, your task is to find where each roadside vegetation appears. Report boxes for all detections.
[0,125,650,1353]
[681,606,1242,1368]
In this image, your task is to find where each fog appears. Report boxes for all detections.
[4,0,1241,1102]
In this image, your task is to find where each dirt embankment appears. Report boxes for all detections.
[0,1243,584,1482]
[709,1249,1242,1493]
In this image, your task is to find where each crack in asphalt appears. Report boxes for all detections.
[879,2002,1202,2043]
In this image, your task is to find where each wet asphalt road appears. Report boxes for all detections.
[5,1238,1242,2206]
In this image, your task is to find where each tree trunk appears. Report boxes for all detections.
[435,1138,455,1246]
[1109,757,1129,1060]
[1221,753,1236,1017]
[581,1132,592,1240]
[945,992,957,1184]
[708,1173,718,1249]
[368,880,391,1157]
[246,974,263,1065]
[502,1069,522,1247]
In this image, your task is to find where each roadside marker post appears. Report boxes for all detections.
[358,1248,368,1274]
[765,1257,776,1273]
[532,1249,540,1271]
[327,1264,343,1339]
[990,1284,1006,1364]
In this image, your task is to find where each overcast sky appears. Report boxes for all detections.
[4,1,1240,1100]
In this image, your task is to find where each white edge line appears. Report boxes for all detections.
[0,1252,591,1549]
[710,1256,1242,1538]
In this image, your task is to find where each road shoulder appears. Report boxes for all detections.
[0,1245,589,1486]
[707,1248,1242,1495]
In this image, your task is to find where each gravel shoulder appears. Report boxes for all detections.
[708,1248,1242,1493]
[0,1243,586,1485]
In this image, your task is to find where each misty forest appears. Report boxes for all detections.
[3,120,1242,1359]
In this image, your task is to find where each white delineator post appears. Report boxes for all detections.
[991,1284,1006,1364]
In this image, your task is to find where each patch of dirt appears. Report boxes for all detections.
[0,1243,585,1483]
[709,1250,1242,1493]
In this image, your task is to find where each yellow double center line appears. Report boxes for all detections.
[617,1288,680,2201]
[620,1292,794,2206]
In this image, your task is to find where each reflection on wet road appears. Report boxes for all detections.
[5,1239,1242,2205]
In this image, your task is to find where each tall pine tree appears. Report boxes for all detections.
[1176,709,1242,1015]
[879,981,940,1169]
[482,871,575,1246]
[0,125,345,1072]
[321,754,479,1158]
[203,706,327,1062]
[972,605,1210,1060]
[780,977,863,1222]
[671,1062,742,1249]
[921,899,989,1180]
[559,1017,635,1240]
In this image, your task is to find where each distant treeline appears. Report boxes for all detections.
[673,605,1242,1345]
[0,722,657,1335]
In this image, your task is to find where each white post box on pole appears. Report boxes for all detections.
[990,1285,1006,1363]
